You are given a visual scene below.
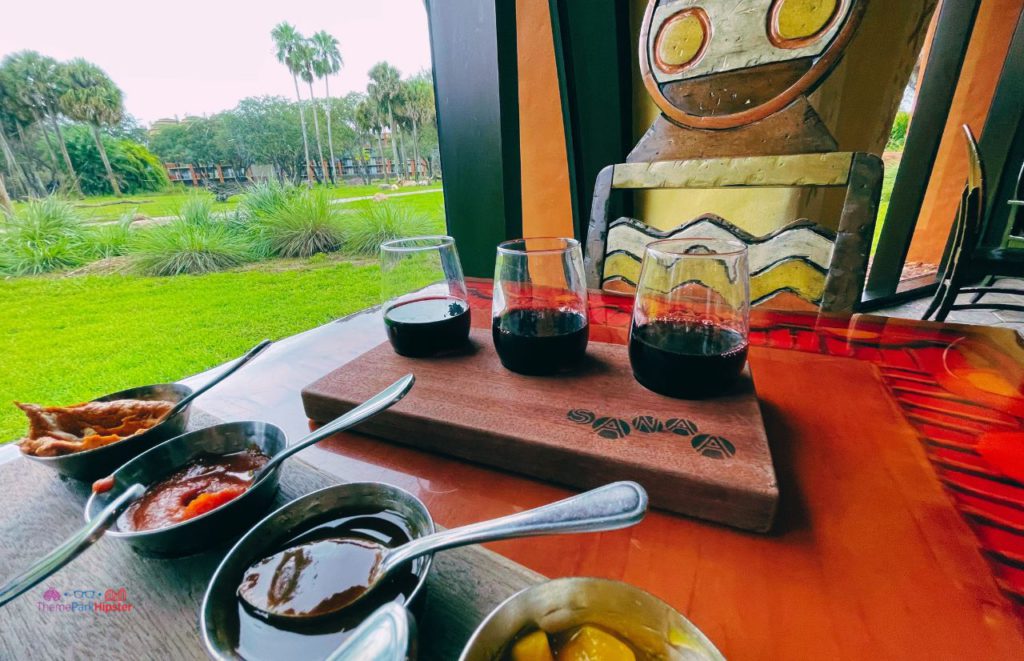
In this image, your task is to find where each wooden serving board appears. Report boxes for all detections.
[302,329,779,532]
[0,412,543,661]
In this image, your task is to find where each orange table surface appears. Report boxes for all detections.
[185,278,1024,659]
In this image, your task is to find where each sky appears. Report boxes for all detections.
[0,0,433,125]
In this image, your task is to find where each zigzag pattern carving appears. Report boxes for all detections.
[602,214,836,306]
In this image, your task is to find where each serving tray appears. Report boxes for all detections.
[302,329,779,532]
[0,412,543,660]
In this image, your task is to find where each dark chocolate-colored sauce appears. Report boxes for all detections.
[239,537,385,617]
[231,509,420,659]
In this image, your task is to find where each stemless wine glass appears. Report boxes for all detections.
[492,237,589,375]
[628,238,750,398]
[380,235,470,357]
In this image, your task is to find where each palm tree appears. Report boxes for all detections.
[3,51,81,194]
[295,41,326,183]
[355,97,386,182]
[367,62,403,182]
[399,75,435,180]
[0,173,11,213]
[59,59,125,196]
[271,22,313,186]
[310,31,343,184]
[0,66,32,197]
[393,84,411,178]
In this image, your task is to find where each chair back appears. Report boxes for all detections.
[584,152,883,313]
[937,126,985,283]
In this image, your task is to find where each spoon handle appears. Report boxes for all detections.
[324,603,414,661]
[256,374,415,477]
[0,483,145,608]
[378,481,647,577]
[167,339,272,418]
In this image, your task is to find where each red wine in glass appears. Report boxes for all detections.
[384,296,471,357]
[492,308,589,375]
[629,319,748,398]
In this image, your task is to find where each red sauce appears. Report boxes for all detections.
[92,475,115,494]
[120,449,268,532]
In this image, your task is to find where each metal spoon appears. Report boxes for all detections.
[0,374,414,610]
[247,373,415,489]
[324,602,415,661]
[239,480,648,619]
[0,484,145,608]
[163,338,273,420]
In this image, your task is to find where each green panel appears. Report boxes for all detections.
[549,0,633,241]
[425,0,522,277]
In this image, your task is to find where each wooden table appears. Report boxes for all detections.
[14,278,1022,659]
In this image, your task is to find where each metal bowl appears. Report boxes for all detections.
[22,383,194,481]
[201,482,435,661]
[459,577,724,661]
[84,421,287,557]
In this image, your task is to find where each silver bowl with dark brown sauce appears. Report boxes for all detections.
[201,482,435,661]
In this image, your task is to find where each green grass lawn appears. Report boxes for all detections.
[871,153,901,254]
[11,182,443,223]
[343,188,447,219]
[0,258,384,443]
[1,188,448,443]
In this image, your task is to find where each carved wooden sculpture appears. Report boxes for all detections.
[585,152,883,312]
[632,0,867,161]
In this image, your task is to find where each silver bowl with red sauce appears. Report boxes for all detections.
[83,420,287,557]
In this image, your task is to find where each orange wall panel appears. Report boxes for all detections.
[906,0,1023,265]
[516,0,575,239]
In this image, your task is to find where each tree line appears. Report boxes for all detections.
[0,51,161,200]
[266,22,438,185]
[151,23,439,186]
[0,26,440,204]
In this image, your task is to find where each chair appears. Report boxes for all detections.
[584,152,883,313]
[923,126,1024,322]
[969,157,1024,302]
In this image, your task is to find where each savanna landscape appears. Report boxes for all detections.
[0,22,443,441]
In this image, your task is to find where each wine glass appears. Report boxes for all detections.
[628,238,750,398]
[380,235,470,357]
[492,237,589,375]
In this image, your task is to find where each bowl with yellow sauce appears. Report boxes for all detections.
[459,577,723,661]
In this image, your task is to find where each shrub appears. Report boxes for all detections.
[0,197,89,275]
[238,180,298,225]
[345,201,436,256]
[0,246,12,275]
[85,211,135,259]
[247,187,345,258]
[63,125,170,196]
[129,198,250,276]
[177,192,216,227]
[886,111,911,152]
